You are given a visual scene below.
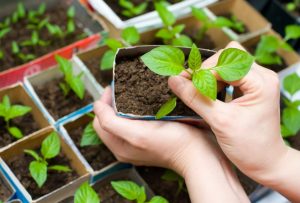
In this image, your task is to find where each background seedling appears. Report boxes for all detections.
[119,0,148,18]
[101,26,140,70]
[155,2,193,47]
[161,170,186,196]
[255,25,300,65]
[141,44,253,118]
[286,0,300,12]
[0,27,11,39]
[74,182,100,203]
[21,31,49,47]
[80,113,103,147]
[0,95,31,139]
[55,55,85,100]
[0,50,4,60]
[24,132,72,188]
[111,180,169,203]
[67,6,76,34]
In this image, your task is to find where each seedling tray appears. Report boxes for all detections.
[0,169,16,202]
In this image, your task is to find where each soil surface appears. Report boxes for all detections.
[94,182,132,203]
[0,110,39,148]
[236,170,259,195]
[6,151,78,199]
[115,57,198,116]
[82,57,113,87]
[34,77,93,120]
[137,167,190,203]
[220,13,249,34]
[0,178,12,202]
[184,29,217,50]
[67,122,116,171]
[103,0,183,20]
[287,134,300,150]
[0,3,85,71]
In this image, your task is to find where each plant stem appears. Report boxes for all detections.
[184,69,193,76]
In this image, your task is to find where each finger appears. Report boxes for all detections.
[100,86,112,105]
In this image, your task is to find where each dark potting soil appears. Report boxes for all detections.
[279,0,300,17]
[137,167,190,203]
[236,170,258,195]
[6,151,78,199]
[287,133,300,150]
[0,178,12,202]
[0,4,85,71]
[103,0,183,20]
[82,57,113,87]
[184,29,217,50]
[219,13,249,34]
[115,57,198,117]
[67,123,116,171]
[34,77,93,120]
[94,182,132,203]
[0,111,39,148]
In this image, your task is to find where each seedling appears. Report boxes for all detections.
[12,40,36,62]
[101,26,140,70]
[27,3,47,24]
[111,180,169,203]
[255,25,300,65]
[24,132,72,188]
[155,2,193,47]
[46,23,65,38]
[161,170,186,196]
[67,6,76,34]
[281,73,300,140]
[0,95,31,139]
[141,44,253,118]
[80,113,103,147]
[0,27,11,39]
[0,50,4,60]
[21,31,49,47]
[55,55,85,100]
[191,7,245,40]
[74,182,100,203]
[11,3,26,23]
[119,0,148,18]
[286,0,300,12]
[26,17,49,31]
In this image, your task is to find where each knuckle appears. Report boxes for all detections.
[99,116,111,132]
[129,135,148,149]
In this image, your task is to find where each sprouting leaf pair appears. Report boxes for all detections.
[141,44,254,118]
[119,0,148,18]
[80,113,102,147]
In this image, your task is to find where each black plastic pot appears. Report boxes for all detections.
[246,0,270,11]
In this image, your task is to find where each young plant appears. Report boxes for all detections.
[141,44,253,118]
[161,170,185,196]
[100,26,140,70]
[0,50,4,60]
[67,6,76,34]
[119,0,148,18]
[286,0,300,12]
[80,113,103,147]
[111,180,169,203]
[46,23,65,38]
[74,182,100,203]
[11,3,26,23]
[0,27,11,39]
[0,95,31,139]
[155,2,193,47]
[27,3,47,24]
[12,40,36,62]
[24,132,72,188]
[21,31,49,47]
[55,55,85,100]
[255,25,300,65]
[191,7,245,40]
[26,17,49,31]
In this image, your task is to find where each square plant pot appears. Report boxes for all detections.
[88,0,218,30]
[112,45,231,122]
[0,169,16,202]
[0,127,90,203]
[57,112,124,178]
[207,0,271,42]
[23,58,101,126]
[0,83,50,152]
[0,0,105,89]
[60,167,154,203]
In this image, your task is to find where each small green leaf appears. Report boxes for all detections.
[69,76,85,100]
[171,35,193,47]
[111,181,143,201]
[67,20,75,34]
[283,73,300,95]
[286,2,296,11]
[12,41,19,54]
[132,2,148,15]
[24,149,42,161]
[7,105,31,121]
[155,28,174,40]
[55,55,73,80]
[191,7,209,22]
[122,26,140,45]
[137,186,146,203]
[188,44,202,70]
[192,70,217,100]
[156,97,177,119]
[141,46,185,76]
[38,3,46,15]
[172,24,185,35]
[119,0,134,9]
[59,82,71,96]
[80,122,102,147]
[8,127,23,139]
[41,132,61,159]
[148,196,169,203]
[105,38,123,51]
[0,27,11,39]
[161,170,181,182]
[48,165,72,172]
[31,31,39,45]
[281,124,295,138]
[155,2,175,26]
[283,107,300,134]
[100,50,116,70]
[214,48,254,81]
[67,6,75,18]
[29,161,47,188]
[17,3,26,18]
[74,182,100,203]
[285,25,300,41]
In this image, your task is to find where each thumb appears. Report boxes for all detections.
[168,75,227,124]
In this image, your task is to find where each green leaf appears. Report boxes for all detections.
[155,2,175,26]
[41,132,61,159]
[7,105,31,121]
[137,186,147,203]
[172,35,193,47]
[119,0,134,9]
[283,73,300,95]
[132,2,148,15]
[188,44,202,70]
[214,48,254,81]
[141,46,185,76]
[191,7,209,22]
[69,75,85,100]
[111,181,143,201]
[155,97,177,119]
[281,124,295,138]
[155,28,174,40]
[75,182,100,203]
[55,55,72,80]
[8,127,23,139]
[67,6,75,18]
[214,17,234,28]
[29,161,47,188]
[286,2,297,11]
[17,3,26,18]
[161,170,180,182]
[100,50,116,70]
[285,25,300,41]
[31,31,39,45]
[283,107,300,134]
[37,3,46,15]
[255,52,282,65]
[67,20,75,34]
[48,165,72,172]
[148,196,169,203]
[105,38,123,51]
[0,27,11,39]
[12,41,19,54]
[59,82,71,96]
[122,26,140,45]
[192,70,217,100]
[80,122,102,147]
[172,24,185,35]
[24,149,42,161]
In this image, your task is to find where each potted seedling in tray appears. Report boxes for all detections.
[0,84,49,151]
[113,45,253,120]
[0,127,89,202]
[24,55,100,125]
